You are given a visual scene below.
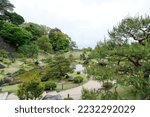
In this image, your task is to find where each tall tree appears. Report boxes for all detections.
[4,12,24,25]
[0,21,33,47]
[90,16,150,100]
[22,22,46,41]
[0,0,14,15]
[42,54,73,81]
[49,28,76,52]
[108,16,150,45]
[37,35,52,53]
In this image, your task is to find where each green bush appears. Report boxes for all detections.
[64,97,74,100]
[0,21,33,47]
[77,71,80,74]
[102,82,113,89]
[41,75,49,82]
[81,88,98,100]
[0,79,5,86]
[74,76,83,83]
[44,81,57,91]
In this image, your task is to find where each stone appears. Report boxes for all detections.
[0,64,5,69]
[4,77,13,83]
[97,62,107,66]
[42,94,62,100]
[6,72,12,76]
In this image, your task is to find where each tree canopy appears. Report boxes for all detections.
[42,54,73,81]
[90,16,150,100]
[108,16,150,45]
[37,35,52,53]
[49,28,76,52]
[17,79,44,100]
[18,43,39,59]
[0,0,14,14]
[0,21,33,47]
[22,22,47,41]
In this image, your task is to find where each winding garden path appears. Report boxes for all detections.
[59,80,102,99]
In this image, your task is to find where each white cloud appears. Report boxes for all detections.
[10,0,150,48]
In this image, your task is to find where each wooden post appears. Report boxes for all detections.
[68,94,70,98]
[62,83,64,90]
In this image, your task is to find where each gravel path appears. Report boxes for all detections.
[59,80,102,99]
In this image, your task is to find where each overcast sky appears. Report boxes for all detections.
[10,0,150,48]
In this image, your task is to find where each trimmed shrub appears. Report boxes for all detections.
[81,88,98,100]
[102,82,113,89]
[0,79,5,86]
[41,75,49,82]
[74,76,83,83]
[44,81,57,91]
[77,71,80,74]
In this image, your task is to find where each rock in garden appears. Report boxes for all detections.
[0,64,5,69]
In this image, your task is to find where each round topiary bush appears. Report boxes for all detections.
[102,82,113,89]
[74,76,83,83]
[44,81,57,91]
[41,75,49,82]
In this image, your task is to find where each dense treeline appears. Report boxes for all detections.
[0,0,76,56]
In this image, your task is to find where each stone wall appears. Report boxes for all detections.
[0,36,16,52]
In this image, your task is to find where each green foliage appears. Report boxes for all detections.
[41,75,49,82]
[100,90,121,100]
[22,22,46,41]
[44,81,57,91]
[91,15,150,100]
[82,47,92,53]
[37,35,52,53]
[0,49,8,58]
[4,12,24,25]
[0,0,14,13]
[89,65,117,82]
[18,43,39,58]
[102,82,113,90]
[0,21,33,46]
[108,16,150,45]
[17,79,44,100]
[44,54,73,80]
[13,68,26,76]
[49,28,76,52]
[74,76,83,83]
[0,79,4,86]
[81,88,98,100]
[80,53,86,60]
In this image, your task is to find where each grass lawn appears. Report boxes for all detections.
[15,68,45,82]
[0,74,5,80]
[56,72,88,91]
[57,81,84,91]
[0,84,19,93]
[65,51,82,59]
